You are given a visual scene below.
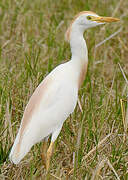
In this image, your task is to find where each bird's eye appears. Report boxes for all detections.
[87,16,92,20]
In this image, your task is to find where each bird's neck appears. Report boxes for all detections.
[70,27,88,88]
[70,29,88,61]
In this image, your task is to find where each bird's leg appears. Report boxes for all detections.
[41,140,48,166]
[46,141,54,171]
[46,125,62,171]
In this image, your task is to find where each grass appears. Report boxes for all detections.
[0,0,128,179]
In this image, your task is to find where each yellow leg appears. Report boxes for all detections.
[46,141,54,171]
[41,141,48,166]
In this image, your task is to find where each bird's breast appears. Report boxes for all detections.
[78,61,88,88]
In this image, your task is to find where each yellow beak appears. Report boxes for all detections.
[91,16,120,23]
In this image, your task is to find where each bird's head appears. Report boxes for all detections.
[65,11,119,42]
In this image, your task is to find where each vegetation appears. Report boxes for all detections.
[0,0,128,179]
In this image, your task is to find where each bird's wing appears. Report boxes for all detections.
[19,65,77,139]
[20,74,58,138]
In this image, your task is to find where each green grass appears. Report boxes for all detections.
[0,0,128,179]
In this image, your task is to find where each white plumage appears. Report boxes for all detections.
[10,62,78,164]
[9,11,119,170]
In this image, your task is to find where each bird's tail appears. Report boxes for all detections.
[9,128,33,164]
[9,121,49,164]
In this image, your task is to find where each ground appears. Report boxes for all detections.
[0,0,128,179]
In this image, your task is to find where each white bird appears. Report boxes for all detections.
[9,11,119,170]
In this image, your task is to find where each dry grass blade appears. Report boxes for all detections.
[91,158,107,180]
[105,71,116,112]
[5,100,13,143]
[107,159,120,180]
[91,158,120,180]
[78,97,83,113]
[118,37,128,51]
[118,63,128,141]
[1,39,12,49]
[83,133,112,161]
[120,99,126,129]
[68,113,85,176]
[112,0,124,17]
[120,99,128,142]
[126,103,128,132]
[95,27,122,48]
[118,63,128,85]
[50,173,62,180]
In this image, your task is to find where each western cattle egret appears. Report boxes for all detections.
[9,11,119,170]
